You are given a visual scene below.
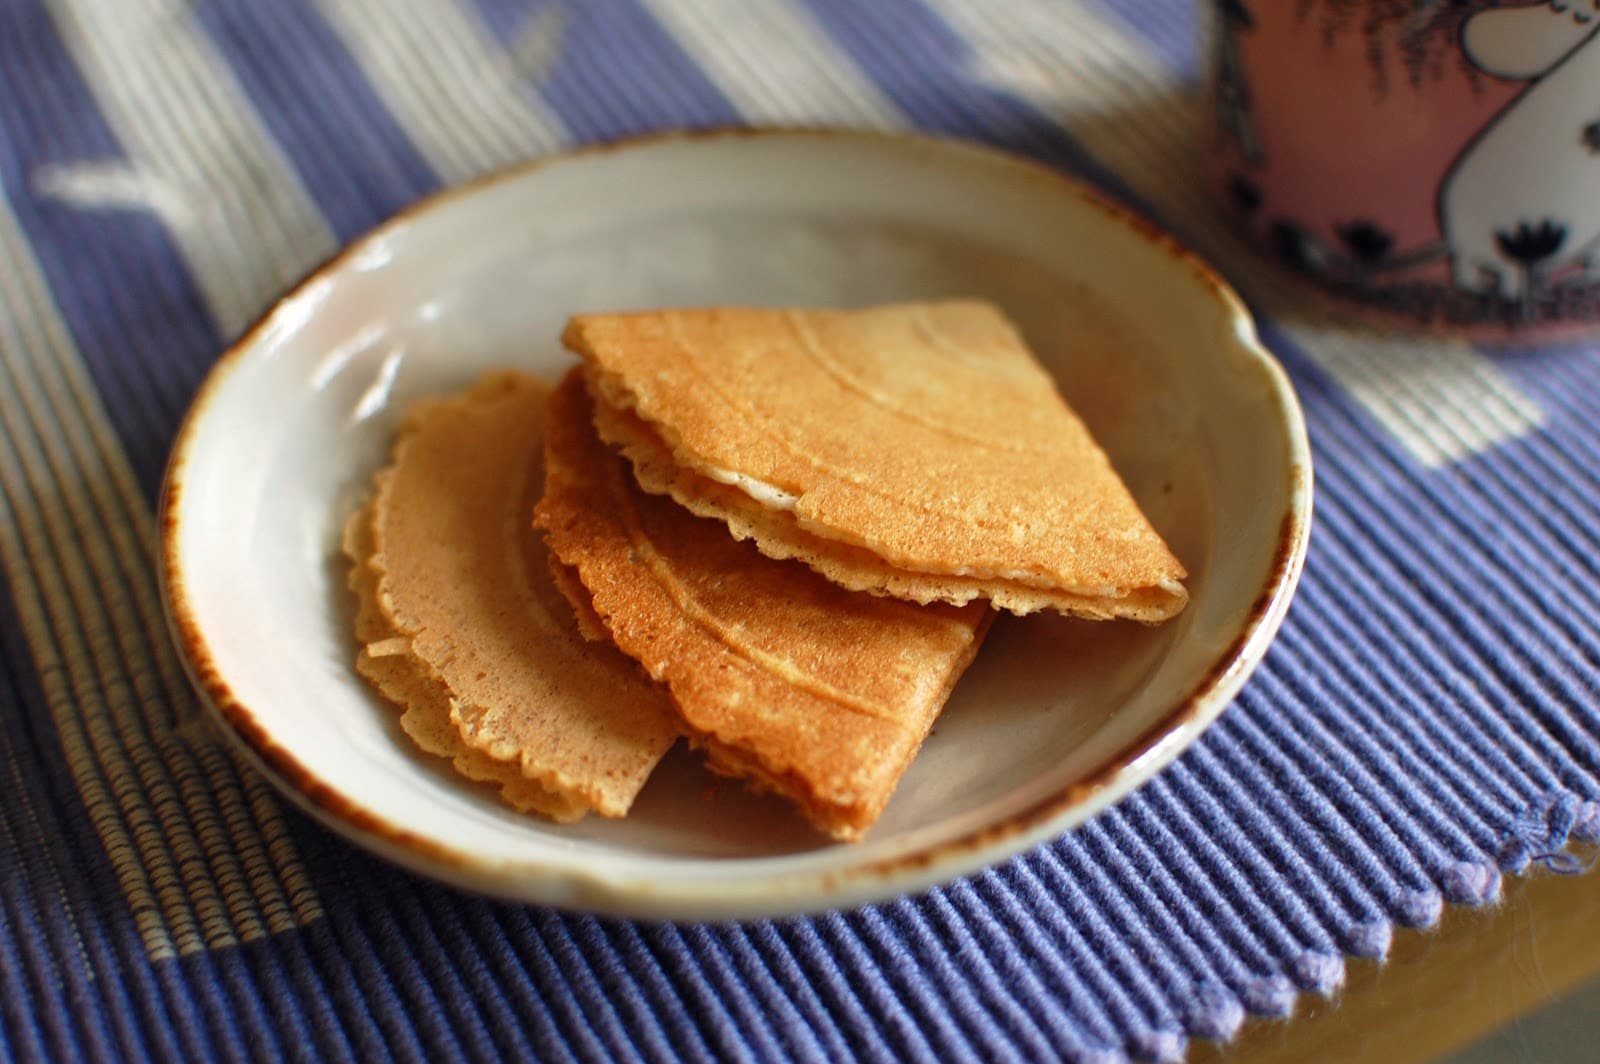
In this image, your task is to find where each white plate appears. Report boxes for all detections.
[161,130,1312,920]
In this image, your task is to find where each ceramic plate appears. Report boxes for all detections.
[161,130,1312,920]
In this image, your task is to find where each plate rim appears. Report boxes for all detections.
[158,126,1314,920]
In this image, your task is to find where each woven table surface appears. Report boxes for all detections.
[0,1,1597,1060]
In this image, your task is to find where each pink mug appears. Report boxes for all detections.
[1205,0,1600,335]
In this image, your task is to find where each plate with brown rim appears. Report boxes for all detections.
[160,129,1312,920]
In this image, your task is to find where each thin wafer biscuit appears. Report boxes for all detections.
[589,389,1178,619]
[351,371,677,821]
[565,301,1187,620]
[536,370,992,840]
[342,504,582,819]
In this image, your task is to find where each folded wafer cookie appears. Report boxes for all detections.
[536,370,992,840]
[565,300,1187,620]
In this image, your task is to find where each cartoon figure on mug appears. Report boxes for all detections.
[1218,0,1600,328]
[1441,1,1600,309]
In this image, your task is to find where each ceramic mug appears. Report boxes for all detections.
[1204,0,1600,334]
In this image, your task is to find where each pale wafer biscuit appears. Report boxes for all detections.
[565,301,1187,621]
[352,371,678,820]
[343,507,583,820]
[536,370,993,840]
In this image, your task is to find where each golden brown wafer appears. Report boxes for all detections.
[565,301,1187,621]
[546,557,613,644]
[536,370,992,840]
[589,388,1180,620]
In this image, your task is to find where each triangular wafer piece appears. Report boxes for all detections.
[351,371,678,820]
[536,370,992,840]
[565,300,1187,620]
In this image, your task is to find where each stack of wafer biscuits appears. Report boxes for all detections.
[344,301,1186,840]
[343,374,680,820]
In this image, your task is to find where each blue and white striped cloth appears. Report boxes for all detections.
[1,1,1596,1060]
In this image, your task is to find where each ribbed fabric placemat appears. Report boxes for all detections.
[1,1,1596,1060]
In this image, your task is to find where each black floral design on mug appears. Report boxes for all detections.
[1582,120,1600,153]
[1212,0,1262,167]
[1227,173,1263,215]
[1336,221,1396,266]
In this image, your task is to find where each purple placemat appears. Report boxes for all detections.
[0,1,1595,1060]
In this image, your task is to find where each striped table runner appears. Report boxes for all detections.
[0,1,1596,1060]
